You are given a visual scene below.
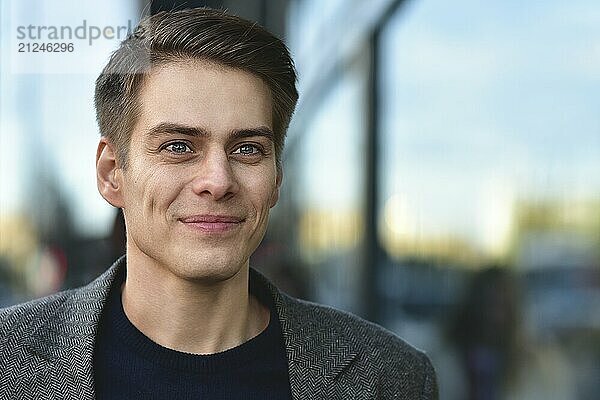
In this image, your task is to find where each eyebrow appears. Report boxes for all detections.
[146,123,206,138]
[146,122,275,142]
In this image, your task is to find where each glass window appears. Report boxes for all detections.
[0,1,139,303]
[378,1,599,398]
[378,0,600,266]
[286,56,368,312]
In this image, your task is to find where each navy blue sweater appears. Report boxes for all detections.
[93,270,292,400]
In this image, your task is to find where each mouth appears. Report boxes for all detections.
[178,214,245,234]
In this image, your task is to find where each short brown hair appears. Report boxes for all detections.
[94,7,298,170]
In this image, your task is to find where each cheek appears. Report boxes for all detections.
[241,172,278,213]
[123,165,182,216]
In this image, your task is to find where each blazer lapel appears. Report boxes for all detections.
[251,269,376,400]
[23,258,123,399]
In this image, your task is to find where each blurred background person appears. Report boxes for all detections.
[438,266,575,400]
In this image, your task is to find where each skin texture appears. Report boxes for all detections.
[96,61,279,354]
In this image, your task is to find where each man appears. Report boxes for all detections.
[0,8,438,399]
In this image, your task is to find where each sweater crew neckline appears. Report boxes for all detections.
[106,267,281,374]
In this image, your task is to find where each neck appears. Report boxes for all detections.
[121,253,269,355]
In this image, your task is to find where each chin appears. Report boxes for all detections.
[171,254,247,283]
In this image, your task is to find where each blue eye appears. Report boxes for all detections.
[233,144,260,155]
[164,142,191,154]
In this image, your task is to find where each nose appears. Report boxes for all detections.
[190,149,239,201]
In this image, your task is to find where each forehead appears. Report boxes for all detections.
[134,61,273,136]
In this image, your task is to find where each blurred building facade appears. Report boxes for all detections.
[1,0,598,398]
[277,1,600,399]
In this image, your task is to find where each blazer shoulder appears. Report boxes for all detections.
[287,296,424,357]
[0,257,122,345]
[0,289,75,342]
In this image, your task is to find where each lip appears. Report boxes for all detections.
[178,214,244,233]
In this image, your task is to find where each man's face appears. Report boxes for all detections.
[111,61,280,282]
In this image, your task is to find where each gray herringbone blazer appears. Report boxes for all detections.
[0,258,438,399]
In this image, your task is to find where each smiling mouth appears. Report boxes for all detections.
[178,215,245,233]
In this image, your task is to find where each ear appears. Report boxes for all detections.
[96,138,124,208]
[269,169,283,208]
